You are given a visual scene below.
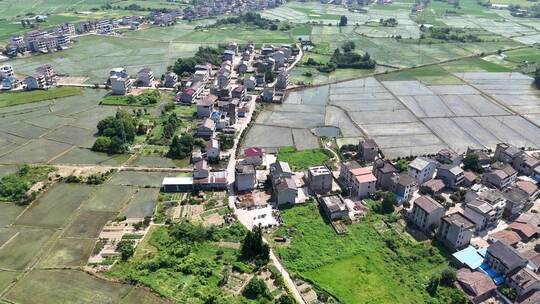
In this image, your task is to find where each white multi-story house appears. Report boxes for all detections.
[408,157,436,185]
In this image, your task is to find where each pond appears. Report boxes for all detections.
[312,126,341,138]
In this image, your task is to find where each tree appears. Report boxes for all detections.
[463,153,481,173]
[381,192,397,214]
[341,41,356,53]
[92,136,112,153]
[116,240,135,261]
[440,268,457,286]
[168,134,195,159]
[242,277,269,300]
[339,15,348,27]
[240,225,269,263]
[277,295,295,304]
[535,67,540,88]
[395,159,408,173]
[426,275,440,296]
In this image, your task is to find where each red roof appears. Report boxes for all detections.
[244,147,263,157]
[183,88,195,95]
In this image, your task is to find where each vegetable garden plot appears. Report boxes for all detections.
[525,114,540,127]
[121,188,159,219]
[383,144,449,159]
[128,156,177,168]
[370,133,444,150]
[400,95,455,118]
[81,185,137,212]
[15,183,95,229]
[38,238,97,268]
[0,139,72,164]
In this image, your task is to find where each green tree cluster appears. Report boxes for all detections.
[318,41,376,73]
[168,133,204,159]
[240,225,270,265]
[170,46,225,76]
[242,277,270,300]
[92,110,137,154]
[116,240,135,261]
[463,153,482,173]
[213,12,278,30]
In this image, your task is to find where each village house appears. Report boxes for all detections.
[255,73,265,85]
[235,164,257,192]
[462,171,477,187]
[25,73,47,90]
[193,69,209,83]
[372,159,397,190]
[275,71,289,91]
[177,81,204,104]
[0,65,14,79]
[161,176,194,192]
[488,230,521,247]
[35,64,57,85]
[164,72,178,88]
[269,160,297,206]
[1,76,20,90]
[109,67,129,79]
[408,157,436,185]
[110,75,132,95]
[206,138,220,159]
[261,86,274,102]
[339,161,376,199]
[509,222,537,242]
[436,164,464,189]
[420,179,445,195]
[485,241,528,276]
[466,147,492,169]
[507,267,540,297]
[195,118,216,138]
[271,50,287,67]
[244,76,256,91]
[306,165,333,194]
[513,153,540,176]
[437,212,475,251]
[193,160,209,180]
[137,68,154,87]
[456,268,497,303]
[502,184,532,219]
[232,85,246,100]
[222,49,235,62]
[237,61,249,74]
[197,94,217,118]
[481,162,517,189]
[217,69,231,89]
[243,147,264,166]
[463,198,505,231]
[320,195,348,221]
[436,148,462,165]
[358,139,379,163]
[495,143,523,164]
[409,195,445,233]
[390,173,417,203]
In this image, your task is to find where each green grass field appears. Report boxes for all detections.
[503,47,540,64]
[277,146,331,170]
[273,204,461,304]
[376,65,465,84]
[0,87,83,108]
